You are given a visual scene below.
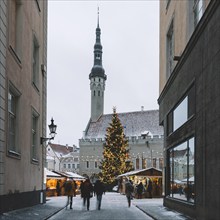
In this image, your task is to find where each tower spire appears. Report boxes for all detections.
[97,6,99,28]
[89,8,107,122]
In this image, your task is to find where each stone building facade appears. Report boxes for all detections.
[158,0,220,219]
[47,143,80,174]
[0,0,48,213]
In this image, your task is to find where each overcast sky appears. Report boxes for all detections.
[47,0,159,146]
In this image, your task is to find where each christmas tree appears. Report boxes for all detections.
[100,107,133,184]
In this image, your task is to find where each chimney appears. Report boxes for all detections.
[141,106,144,111]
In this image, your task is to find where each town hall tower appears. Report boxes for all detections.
[89,11,107,122]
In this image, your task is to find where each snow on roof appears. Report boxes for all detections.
[85,110,163,139]
[45,168,61,177]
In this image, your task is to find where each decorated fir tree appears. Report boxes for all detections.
[100,107,133,184]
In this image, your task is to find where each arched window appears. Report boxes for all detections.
[98,91,100,96]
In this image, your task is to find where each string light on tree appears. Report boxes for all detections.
[99,107,133,184]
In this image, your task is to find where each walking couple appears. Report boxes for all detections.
[80,178,105,211]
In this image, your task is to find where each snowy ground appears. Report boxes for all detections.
[48,192,153,220]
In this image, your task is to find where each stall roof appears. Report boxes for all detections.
[45,168,62,178]
[117,167,162,178]
[53,171,85,180]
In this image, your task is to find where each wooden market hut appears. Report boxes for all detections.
[117,167,163,198]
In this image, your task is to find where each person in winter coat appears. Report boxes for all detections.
[147,179,153,198]
[125,179,134,207]
[64,178,76,209]
[94,179,105,210]
[137,182,144,199]
[80,178,93,211]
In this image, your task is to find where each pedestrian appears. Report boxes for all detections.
[137,182,144,199]
[94,179,105,210]
[80,178,93,211]
[147,179,153,198]
[64,178,75,209]
[56,180,61,196]
[125,178,134,207]
[73,180,77,197]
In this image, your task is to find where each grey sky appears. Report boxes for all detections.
[47,0,159,146]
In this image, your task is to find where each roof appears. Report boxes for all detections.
[117,167,162,178]
[49,143,73,157]
[85,110,163,139]
[45,168,62,179]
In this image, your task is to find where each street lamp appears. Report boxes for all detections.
[40,118,57,144]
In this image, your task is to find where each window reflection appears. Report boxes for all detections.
[173,97,188,131]
[169,137,195,203]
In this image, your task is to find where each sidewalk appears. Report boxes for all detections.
[0,194,193,220]
[133,198,193,220]
[0,196,66,220]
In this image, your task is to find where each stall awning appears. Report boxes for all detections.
[117,167,162,178]
[45,168,63,179]
[53,171,85,180]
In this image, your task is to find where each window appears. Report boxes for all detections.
[94,161,98,169]
[9,0,22,61]
[68,164,71,169]
[64,164,66,169]
[77,164,80,169]
[94,91,96,96]
[136,158,140,170]
[98,91,100,96]
[86,161,89,169]
[32,35,39,89]
[142,158,147,169]
[168,137,195,203]
[194,0,204,27]
[8,90,19,154]
[152,158,157,168]
[174,97,188,131]
[167,20,174,78]
[31,110,39,161]
[159,158,163,170]
[167,86,195,134]
[74,157,78,162]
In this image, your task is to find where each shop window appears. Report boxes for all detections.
[168,137,195,203]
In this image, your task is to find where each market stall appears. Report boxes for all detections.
[117,167,163,198]
[45,168,63,197]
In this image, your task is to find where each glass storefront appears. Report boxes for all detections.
[168,137,195,203]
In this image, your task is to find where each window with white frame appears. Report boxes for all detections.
[8,90,18,154]
[194,0,204,27]
[167,20,174,78]
[31,110,39,161]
